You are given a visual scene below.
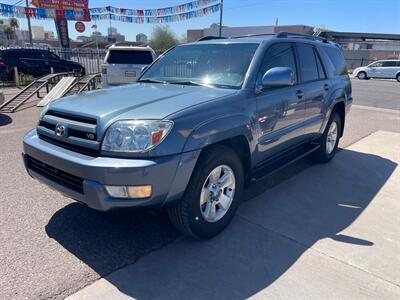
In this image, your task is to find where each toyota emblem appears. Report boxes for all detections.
[55,124,66,137]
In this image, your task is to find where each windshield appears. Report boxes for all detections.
[140,43,259,89]
[107,50,154,64]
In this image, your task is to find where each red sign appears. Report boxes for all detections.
[31,0,89,10]
[75,21,85,33]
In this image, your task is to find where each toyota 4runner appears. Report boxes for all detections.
[23,32,352,239]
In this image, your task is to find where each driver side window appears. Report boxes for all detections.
[370,62,383,68]
[258,43,297,84]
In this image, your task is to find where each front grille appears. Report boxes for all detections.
[27,156,84,193]
[37,111,100,156]
[38,133,100,156]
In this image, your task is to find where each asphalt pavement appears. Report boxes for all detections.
[0,78,399,299]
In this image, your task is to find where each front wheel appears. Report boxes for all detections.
[311,112,342,163]
[396,73,400,82]
[168,145,244,239]
[357,71,368,80]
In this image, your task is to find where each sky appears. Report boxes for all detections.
[5,0,400,40]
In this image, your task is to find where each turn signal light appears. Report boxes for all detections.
[105,185,152,199]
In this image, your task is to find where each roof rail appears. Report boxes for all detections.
[275,31,329,43]
[230,33,276,39]
[197,36,225,41]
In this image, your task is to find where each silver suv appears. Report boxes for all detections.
[101,44,156,88]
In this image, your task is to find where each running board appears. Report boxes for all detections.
[251,143,320,181]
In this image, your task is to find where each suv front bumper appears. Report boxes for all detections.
[22,129,199,211]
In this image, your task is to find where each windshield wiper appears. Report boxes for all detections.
[137,79,168,84]
[168,80,211,87]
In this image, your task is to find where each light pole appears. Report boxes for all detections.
[25,0,33,45]
[218,0,224,37]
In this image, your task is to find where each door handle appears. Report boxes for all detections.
[296,90,304,99]
[323,84,330,91]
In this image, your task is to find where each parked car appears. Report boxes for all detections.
[23,32,352,239]
[101,44,156,88]
[0,48,85,80]
[353,60,400,82]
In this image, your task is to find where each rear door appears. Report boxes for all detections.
[295,43,330,137]
[254,42,306,163]
[104,49,154,85]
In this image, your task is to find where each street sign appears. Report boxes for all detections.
[75,21,85,33]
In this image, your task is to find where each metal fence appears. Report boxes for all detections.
[51,48,107,74]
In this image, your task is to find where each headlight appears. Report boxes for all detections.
[101,120,173,153]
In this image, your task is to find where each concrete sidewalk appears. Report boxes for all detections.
[68,131,400,300]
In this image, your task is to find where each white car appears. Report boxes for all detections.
[101,44,156,88]
[353,60,400,82]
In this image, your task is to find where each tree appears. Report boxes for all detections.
[4,26,14,45]
[9,18,19,41]
[148,25,179,52]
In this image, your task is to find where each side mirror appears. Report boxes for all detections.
[140,65,149,75]
[261,67,295,88]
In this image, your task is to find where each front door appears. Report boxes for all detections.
[368,61,384,78]
[254,43,306,164]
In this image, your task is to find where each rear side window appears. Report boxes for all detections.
[296,45,319,82]
[107,50,153,64]
[382,61,397,67]
[258,43,297,83]
[315,50,326,79]
[322,46,347,76]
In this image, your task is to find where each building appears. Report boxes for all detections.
[44,30,55,40]
[32,26,45,40]
[108,27,117,36]
[16,29,30,41]
[187,24,314,42]
[319,30,400,69]
[136,33,148,43]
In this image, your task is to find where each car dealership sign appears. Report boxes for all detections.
[31,0,89,10]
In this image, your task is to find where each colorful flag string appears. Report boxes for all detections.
[0,0,220,23]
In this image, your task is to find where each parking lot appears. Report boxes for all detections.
[0,78,399,299]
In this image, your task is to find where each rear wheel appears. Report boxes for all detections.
[312,112,342,163]
[396,73,400,82]
[168,145,244,239]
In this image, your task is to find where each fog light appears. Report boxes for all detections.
[105,185,152,199]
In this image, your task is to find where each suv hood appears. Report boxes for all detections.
[46,82,237,128]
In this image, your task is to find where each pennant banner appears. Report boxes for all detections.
[0,1,220,23]
[91,3,220,24]
[88,0,218,17]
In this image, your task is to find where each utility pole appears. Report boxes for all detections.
[25,0,33,45]
[218,0,224,37]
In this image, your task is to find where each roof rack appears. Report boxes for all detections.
[195,32,330,43]
[275,32,329,43]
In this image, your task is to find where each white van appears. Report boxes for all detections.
[353,60,400,82]
[101,44,156,88]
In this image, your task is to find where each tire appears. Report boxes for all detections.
[396,73,400,82]
[168,145,244,239]
[311,111,342,164]
[357,71,367,80]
